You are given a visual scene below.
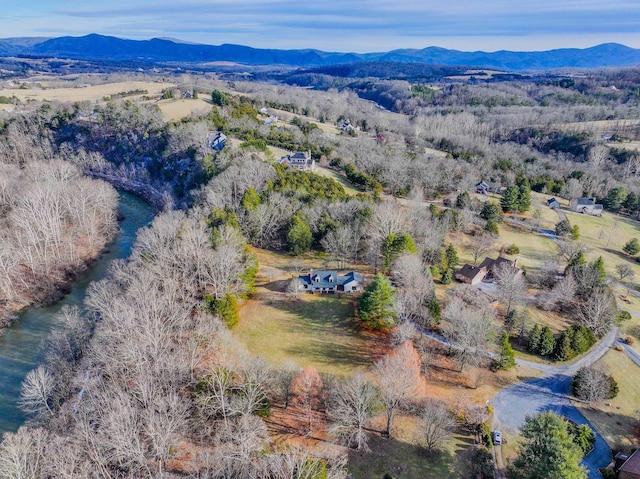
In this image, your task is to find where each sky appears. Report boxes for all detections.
[3,1,640,53]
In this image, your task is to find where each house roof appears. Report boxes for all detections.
[475,181,490,189]
[620,448,640,475]
[456,264,486,281]
[479,256,514,271]
[299,270,363,288]
[576,197,596,206]
[547,197,559,205]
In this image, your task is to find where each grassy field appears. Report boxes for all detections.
[496,223,558,271]
[235,293,386,375]
[2,80,172,103]
[347,422,469,479]
[574,350,640,452]
[564,208,640,284]
[234,248,383,375]
[155,98,212,120]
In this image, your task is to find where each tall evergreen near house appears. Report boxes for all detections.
[359,273,397,330]
[500,185,521,213]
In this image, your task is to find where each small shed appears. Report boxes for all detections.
[547,197,560,209]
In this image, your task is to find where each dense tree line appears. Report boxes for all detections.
[0,150,118,328]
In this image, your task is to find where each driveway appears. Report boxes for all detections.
[618,338,640,367]
[492,327,618,479]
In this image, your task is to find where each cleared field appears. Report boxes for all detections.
[155,98,212,121]
[1,80,172,103]
[574,350,640,452]
[347,421,466,479]
[530,191,564,231]
[565,209,640,285]
[496,223,557,271]
[234,248,382,375]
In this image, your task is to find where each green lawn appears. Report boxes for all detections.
[574,350,640,452]
[497,223,558,271]
[235,293,384,375]
[565,209,640,286]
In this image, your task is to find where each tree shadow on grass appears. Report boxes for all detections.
[347,432,457,479]
[270,296,387,370]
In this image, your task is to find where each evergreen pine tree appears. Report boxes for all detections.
[554,330,575,361]
[539,326,556,357]
[498,332,516,370]
[517,177,531,212]
[589,256,606,285]
[445,243,459,269]
[528,324,542,353]
[500,185,521,213]
[359,273,397,329]
[623,238,640,256]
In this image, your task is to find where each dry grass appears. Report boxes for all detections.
[573,350,640,452]
[155,98,212,121]
[564,208,640,287]
[234,248,383,375]
[2,81,172,103]
[496,223,557,271]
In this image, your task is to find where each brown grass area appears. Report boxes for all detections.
[573,350,640,452]
[235,247,383,374]
[155,98,212,121]
[3,81,172,103]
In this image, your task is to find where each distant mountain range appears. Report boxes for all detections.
[1,34,640,71]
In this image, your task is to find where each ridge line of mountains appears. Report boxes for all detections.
[1,33,639,71]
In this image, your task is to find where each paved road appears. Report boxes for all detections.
[492,327,618,479]
[618,338,640,367]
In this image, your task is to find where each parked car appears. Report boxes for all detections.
[493,430,502,445]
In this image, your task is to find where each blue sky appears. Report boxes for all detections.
[3,1,640,52]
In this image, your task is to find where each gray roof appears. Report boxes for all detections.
[299,270,364,288]
[547,197,559,204]
[575,197,596,206]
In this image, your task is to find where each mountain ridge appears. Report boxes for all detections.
[0,34,639,71]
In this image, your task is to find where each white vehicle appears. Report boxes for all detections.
[493,430,502,445]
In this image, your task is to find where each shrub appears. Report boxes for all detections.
[625,335,635,345]
[505,244,520,255]
[624,238,640,256]
[205,293,240,329]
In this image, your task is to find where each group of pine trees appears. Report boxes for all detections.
[527,324,596,361]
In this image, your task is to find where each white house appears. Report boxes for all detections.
[278,151,316,172]
[298,270,364,293]
[570,197,603,216]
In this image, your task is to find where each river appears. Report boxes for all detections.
[0,191,156,435]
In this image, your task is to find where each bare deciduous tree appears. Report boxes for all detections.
[328,373,379,451]
[375,341,422,437]
[494,261,526,315]
[19,366,55,418]
[418,399,456,452]
[578,286,617,337]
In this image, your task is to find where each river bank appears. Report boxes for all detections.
[0,191,156,435]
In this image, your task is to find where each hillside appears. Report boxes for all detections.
[1,34,640,70]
